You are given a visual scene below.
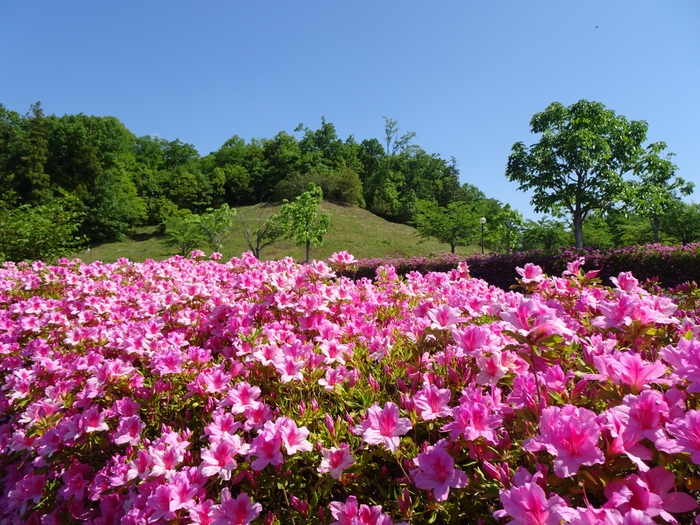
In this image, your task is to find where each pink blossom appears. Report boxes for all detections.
[516,263,545,284]
[200,435,249,480]
[276,417,312,455]
[113,415,144,446]
[212,489,261,525]
[495,471,571,525]
[524,405,605,478]
[413,383,452,420]
[412,440,467,501]
[354,402,412,452]
[318,443,355,479]
[249,432,284,471]
[427,304,465,331]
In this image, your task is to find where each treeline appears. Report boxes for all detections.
[0,102,509,261]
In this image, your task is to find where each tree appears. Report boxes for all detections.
[625,142,694,242]
[239,204,288,259]
[519,217,573,252]
[0,197,85,262]
[198,204,237,253]
[164,212,204,257]
[278,183,331,263]
[412,200,479,253]
[21,102,50,204]
[662,201,700,245]
[491,204,523,254]
[506,100,651,249]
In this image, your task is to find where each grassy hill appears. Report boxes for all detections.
[79,201,482,264]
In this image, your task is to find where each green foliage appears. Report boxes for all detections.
[198,203,237,253]
[164,212,204,257]
[624,141,694,242]
[506,100,651,249]
[661,201,700,245]
[279,183,331,262]
[412,200,480,253]
[519,217,573,252]
[0,198,85,262]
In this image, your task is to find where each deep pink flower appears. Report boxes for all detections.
[412,440,468,501]
[516,263,545,284]
[413,383,452,420]
[354,402,412,452]
[212,489,261,525]
[495,471,570,525]
[524,405,604,478]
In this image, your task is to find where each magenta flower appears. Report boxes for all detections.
[354,402,412,452]
[516,263,545,284]
[200,435,249,480]
[412,440,467,501]
[413,383,452,420]
[524,405,604,478]
[212,489,261,525]
[495,470,572,525]
[318,443,355,479]
[249,432,284,471]
[329,495,394,525]
[427,304,465,330]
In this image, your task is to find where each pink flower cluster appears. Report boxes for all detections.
[1,252,700,523]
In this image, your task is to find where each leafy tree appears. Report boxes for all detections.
[239,204,288,259]
[519,217,573,252]
[490,204,523,254]
[0,197,85,262]
[21,102,51,204]
[382,117,416,156]
[506,100,651,249]
[164,212,204,257]
[198,204,237,253]
[412,200,480,253]
[278,183,331,263]
[662,201,700,245]
[625,142,694,242]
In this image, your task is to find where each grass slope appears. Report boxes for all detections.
[80,201,481,264]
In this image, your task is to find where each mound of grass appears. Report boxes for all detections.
[76,202,481,263]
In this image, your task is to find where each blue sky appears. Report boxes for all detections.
[1,1,699,219]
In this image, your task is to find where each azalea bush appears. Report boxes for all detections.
[1,250,700,524]
[344,243,700,291]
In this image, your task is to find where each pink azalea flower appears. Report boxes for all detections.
[427,304,465,331]
[249,432,284,471]
[495,470,572,525]
[276,417,312,455]
[212,489,261,525]
[200,435,249,480]
[412,440,468,501]
[354,402,412,452]
[659,410,700,463]
[224,382,261,414]
[516,263,545,284]
[524,405,605,478]
[318,443,355,479]
[413,383,453,420]
[113,415,144,446]
[329,495,394,525]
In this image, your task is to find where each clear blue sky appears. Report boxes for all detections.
[1,1,699,219]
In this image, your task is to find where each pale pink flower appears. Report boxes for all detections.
[318,443,355,479]
[276,417,312,455]
[354,402,412,452]
[224,382,261,414]
[412,440,467,501]
[212,489,261,525]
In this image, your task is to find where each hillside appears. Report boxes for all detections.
[80,201,481,264]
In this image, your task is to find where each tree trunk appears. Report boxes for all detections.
[451,243,456,254]
[652,216,660,243]
[305,241,311,263]
[573,212,584,250]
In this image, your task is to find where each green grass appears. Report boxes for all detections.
[77,201,482,264]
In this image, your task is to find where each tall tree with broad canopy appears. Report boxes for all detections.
[506,100,651,249]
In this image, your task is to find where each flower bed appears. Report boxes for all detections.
[1,251,700,523]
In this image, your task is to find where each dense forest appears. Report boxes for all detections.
[1,101,699,262]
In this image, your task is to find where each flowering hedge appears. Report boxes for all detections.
[2,250,700,523]
[343,243,700,291]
